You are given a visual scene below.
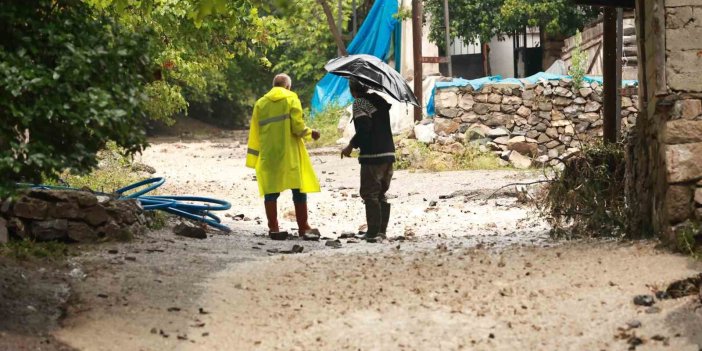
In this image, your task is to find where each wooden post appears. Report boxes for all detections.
[615,8,623,134]
[317,0,347,56]
[443,0,452,77]
[602,7,619,143]
[412,0,423,121]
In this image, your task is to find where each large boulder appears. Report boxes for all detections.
[508,151,532,169]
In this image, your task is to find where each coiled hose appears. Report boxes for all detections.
[24,177,232,232]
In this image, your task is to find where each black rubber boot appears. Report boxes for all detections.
[379,202,391,238]
[364,200,382,243]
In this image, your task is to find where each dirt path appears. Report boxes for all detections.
[184,243,701,351]
[52,138,702,350]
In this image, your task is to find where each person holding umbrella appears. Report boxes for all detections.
[246,73,321,240]
[341,78,395,242]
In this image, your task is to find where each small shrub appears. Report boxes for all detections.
[306,105,347,148]
[535,142,627,238]
[568,30,588,89]
[146,211,170,230]
[675,221,702,259]
[51,141,142,193]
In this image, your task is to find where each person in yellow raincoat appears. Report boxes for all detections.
[246,74,321,240]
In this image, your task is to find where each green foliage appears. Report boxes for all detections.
[392,6,412,21]
[86,0,346,126]
[426,0,505,48]
[55,142,142,193]
[144,81,188,125]
[306,105,347,148]
[395,140,504,171]
[501,0,601,37]
[271,0,352,103]
[536,142,627,239]
[426,0,600,50]
[675,221,702,259]
[145,211,169,230]
[568,31,588,90]
[0,0,151,194]
[0,239,69,261]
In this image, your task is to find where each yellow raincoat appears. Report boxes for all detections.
[246,87,320,196]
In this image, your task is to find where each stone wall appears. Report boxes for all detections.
[431,78,638,166]
[628,0,702,244]
[659,0,702,242]
[0,189,145,243]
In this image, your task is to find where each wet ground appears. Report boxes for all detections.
[6,135,701,350]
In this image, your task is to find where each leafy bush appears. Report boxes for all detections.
[0,0,152,194]
[306,105,347,148]
[55,142,142,193]
[535,142,627,238]
[144,81,188,126]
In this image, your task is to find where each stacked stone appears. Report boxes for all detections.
[664,98,702,231]
[0,189,145,243]
[431,78,639,167]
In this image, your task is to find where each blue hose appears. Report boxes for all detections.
[22,178,232,233]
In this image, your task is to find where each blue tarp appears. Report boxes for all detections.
[426,72,639,117]
[310,0,398,115]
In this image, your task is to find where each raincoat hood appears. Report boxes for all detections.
[264,87,296,102]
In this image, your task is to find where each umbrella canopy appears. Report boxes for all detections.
[324,54,420,107]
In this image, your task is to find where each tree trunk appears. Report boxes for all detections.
[316,0,348,56]
[482,42,492,76]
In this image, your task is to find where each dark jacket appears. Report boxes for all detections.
[350,92,395,165]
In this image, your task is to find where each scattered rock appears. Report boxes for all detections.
[626,320,641,329]
[664,273,701,298]
[633,295,655,307]
[173,221,207,239]
[339,232,356,239]
[131,162,157,174]
[325,240,342,248]
[645,306,661,314]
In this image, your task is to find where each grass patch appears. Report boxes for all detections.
[395,139,505,172]
[50,141,142,193]
[145,211,170,230]
[0,239,69,261]
[306,105,348,148]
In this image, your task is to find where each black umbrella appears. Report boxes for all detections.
[325,54,421,107]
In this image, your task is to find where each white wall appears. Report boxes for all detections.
[398,0,440,78]
[449,30,540,78]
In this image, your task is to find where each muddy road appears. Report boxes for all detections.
[42,137,702,351]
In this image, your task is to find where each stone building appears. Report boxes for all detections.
[627,0,702,243]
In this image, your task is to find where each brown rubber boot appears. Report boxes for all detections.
[294,202,320,241]
[265,201,287,240]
